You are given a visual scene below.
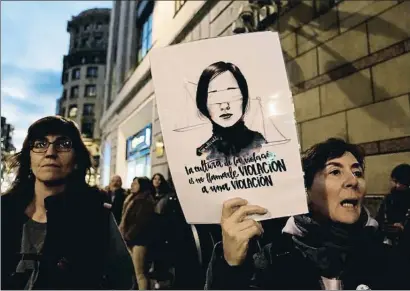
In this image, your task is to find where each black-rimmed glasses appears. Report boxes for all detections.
[30,139,73,153]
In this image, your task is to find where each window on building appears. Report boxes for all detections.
[175,0,187,13]
[86,66,98,78]
[136,2,154,64]
[84,24,90,31]
[63,72,69,83]
[81,121,94,138]
[96,22,102,30]
[72,68,81,80]
[83,104,95,116]
[62,89,67,99]
[95,35,103,48]
[68,105,78,118]
[81,38,89,48]
[85,85,97,97]
[70,86,79,98]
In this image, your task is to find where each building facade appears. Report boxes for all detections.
[1,116,16,193]
[1,116,15,154]
[100,0,410,194]
[56,8,111,185]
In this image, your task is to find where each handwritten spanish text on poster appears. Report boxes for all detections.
[150,32,308,224]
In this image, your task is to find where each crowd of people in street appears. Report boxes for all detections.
[1,115,409,290]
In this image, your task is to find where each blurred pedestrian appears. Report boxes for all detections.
[206,138,409,290]
[1,116,135,290]
[105,175,126,225]
[151,173,171,215]
[120,177,156,290]
[148,173,181,288]
[376,163,410,246]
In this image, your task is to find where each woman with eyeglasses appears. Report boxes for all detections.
[196,61,266,160]
[1,116,136,290]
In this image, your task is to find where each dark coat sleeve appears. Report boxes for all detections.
[204,241,255,290]
[103,213,136,290]
[376,198,387,226]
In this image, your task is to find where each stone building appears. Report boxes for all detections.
[1,116,15,154]
[56,8,111,185]
[1,116,16,193]
[100,0,410,195]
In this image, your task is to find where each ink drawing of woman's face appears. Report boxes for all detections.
[206,72,244,128]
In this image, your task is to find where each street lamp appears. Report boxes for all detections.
[232,0,281,34]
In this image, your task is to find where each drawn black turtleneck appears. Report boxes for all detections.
[195,61,266,160]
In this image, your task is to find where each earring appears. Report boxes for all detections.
[28,169,33,179]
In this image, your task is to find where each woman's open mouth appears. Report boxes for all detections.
[220,113,233,119]
[340,198,359,209]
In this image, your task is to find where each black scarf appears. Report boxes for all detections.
[291,210,377,278]
[211,119,251,156]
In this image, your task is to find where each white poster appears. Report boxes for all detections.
[150,32,308,224]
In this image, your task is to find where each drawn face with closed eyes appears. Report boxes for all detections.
[206,72,244,128]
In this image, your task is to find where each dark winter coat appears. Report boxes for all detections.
[104,188,126,225]
[1,184,136,290]
[376,189,410,225]
[205,224,409,290]
[121,191,156,247]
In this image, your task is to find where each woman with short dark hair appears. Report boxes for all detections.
[206,138,409,290]
[196,61,266,159]
[1,116,135,290]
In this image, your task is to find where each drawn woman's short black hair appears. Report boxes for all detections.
[196,61,249,119]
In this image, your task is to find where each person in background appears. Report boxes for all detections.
[151,173,171,215]
[120,177,156,290]
[149,173,176,288]
[1,116,135,290]
[205,138,408,290]
[376,163,410,246]
[398,208,410,261]
[105,175,126,225]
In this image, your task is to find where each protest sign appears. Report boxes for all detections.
[150,32,308,224]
